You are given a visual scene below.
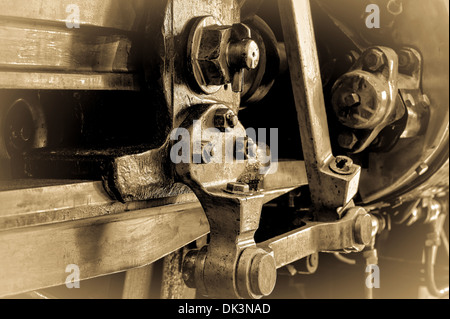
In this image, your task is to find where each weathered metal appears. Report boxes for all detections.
[173,103,273,298]
[0,0,446,301]
[240,16,283,104]
[188,17,260,93]
[0,199,208,298]
[315,0,448,205]
[257,206,373,269]
[278,0,361,210]
[0,0,144,90]
[331,47,404,153]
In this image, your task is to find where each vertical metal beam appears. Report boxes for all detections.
[278,0,361,210]
[279,0,333,166]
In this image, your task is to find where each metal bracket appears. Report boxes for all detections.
[175,103,373,299]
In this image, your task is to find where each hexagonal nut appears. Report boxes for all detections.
[197,26,232,85]
[332,71,388,130]
[398,48,418,74]
[363,49,385,72]
[338,132,358,150]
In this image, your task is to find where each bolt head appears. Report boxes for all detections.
[354,214,373,246]
[338,132,358,150]
[398,49,418,73]
[330,156,356,175]
[364,50,384,71]
[214,108,238,131]
[197,26,233,86]
[226,182,250,193]
[249,253,277,296]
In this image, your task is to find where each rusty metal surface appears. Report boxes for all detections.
[160,249,197,299]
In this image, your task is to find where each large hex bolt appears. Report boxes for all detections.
[189,17,260,94]
[398,48,419,74]
[363,49,385,72]
[338,131,358,150]
[197,26,234,87]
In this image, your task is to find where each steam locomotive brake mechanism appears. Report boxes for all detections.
[0,0,448,299]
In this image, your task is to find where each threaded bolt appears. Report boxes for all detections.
[227,39,260,70]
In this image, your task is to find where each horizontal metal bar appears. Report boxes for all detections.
[257,208,362,269]
[0,160,307,230]
[0,202,208,298]
[0,19,136,73]
[0,0,146,31]
[0,180,112,218]
[0,160,307,296]
[0,71,140,91]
